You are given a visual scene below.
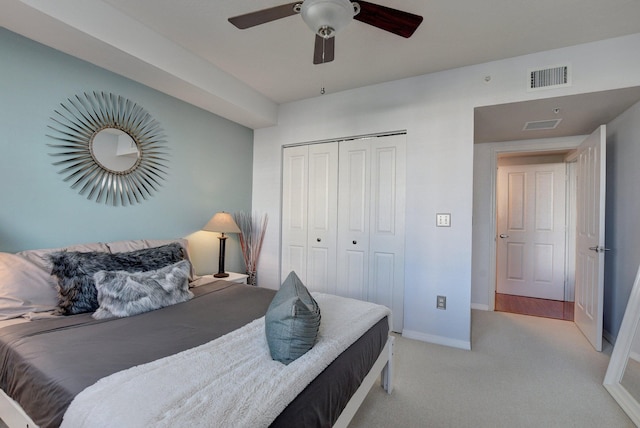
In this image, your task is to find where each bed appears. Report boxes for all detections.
[0,239,393,428]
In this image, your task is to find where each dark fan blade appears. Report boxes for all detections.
[355,1,423,38]
[229,2,299,29]
[313,35,335,64]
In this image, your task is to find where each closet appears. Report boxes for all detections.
[281,134,406,331]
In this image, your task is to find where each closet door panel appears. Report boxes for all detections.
[344,149,369,233]
[284,246,307,281]
[369,135,406,331]
[308,248,330,293]
[372,146,397,234]
[307,143,338,293]
[370,252,395,307]
[283,135,405,332]
[338,143,371,296]
[345,249,367,300]
[281,146,309,283]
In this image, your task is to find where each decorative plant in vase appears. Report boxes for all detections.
[233,211,268,286]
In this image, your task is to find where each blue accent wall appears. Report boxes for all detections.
[0,28,253,274]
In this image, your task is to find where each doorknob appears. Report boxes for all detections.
[499,234,509,239]
[589,246,611,253]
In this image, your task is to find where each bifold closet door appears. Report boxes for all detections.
[337,135,406,331]
[281,143,338,293]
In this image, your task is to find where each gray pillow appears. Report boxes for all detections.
[49,243,186,315]
[92,260,193,320]
[265,271,321,365]
[105,238,197,281]
[0,252,58,320]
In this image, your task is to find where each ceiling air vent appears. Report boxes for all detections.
[523,119,562,131]
[528,65,570,91]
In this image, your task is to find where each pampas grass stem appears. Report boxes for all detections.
[233,211,268,274]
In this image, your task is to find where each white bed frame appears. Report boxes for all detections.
[0,388,37,428]
[334,335,395,428]
[0,335,394,428]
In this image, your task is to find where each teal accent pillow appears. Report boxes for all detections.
[265,271,321,365]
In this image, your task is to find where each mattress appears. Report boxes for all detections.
[0,280,388,427]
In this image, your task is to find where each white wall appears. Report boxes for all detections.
[605,100,640,339]
[253,34,640,349]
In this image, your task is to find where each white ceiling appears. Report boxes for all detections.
[3,0,640,130]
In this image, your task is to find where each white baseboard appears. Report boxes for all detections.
[471,303,490,311]
[604,329,616,347]
[402,329,471,350]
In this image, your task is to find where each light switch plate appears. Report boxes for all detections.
[436,213,451,227]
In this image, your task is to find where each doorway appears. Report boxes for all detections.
[473,89,640,350]
[494,150,577,321]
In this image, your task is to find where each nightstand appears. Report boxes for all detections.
[222,272,249,284]
[192,272,248,286]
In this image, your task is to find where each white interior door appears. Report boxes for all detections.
[281,143,338,293]
[575,125,606,351]
[282,135,406,332]
[496,163,567,300]
[368,138,406,332]
[337,134,406,331]
[337,141,371,301]
[306,143,338,294]
[281,145,309,283]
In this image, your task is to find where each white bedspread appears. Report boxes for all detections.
[61,293,390,428]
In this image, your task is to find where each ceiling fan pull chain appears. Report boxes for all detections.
[320,37,326,94]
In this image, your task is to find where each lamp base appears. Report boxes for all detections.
[214,235,229,279]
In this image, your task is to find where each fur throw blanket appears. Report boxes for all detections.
[61,293,391,428]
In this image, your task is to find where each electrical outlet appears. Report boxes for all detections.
[436,213,451,227]
[437,295,446,310]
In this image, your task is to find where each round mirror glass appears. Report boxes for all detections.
[91,128,140,173]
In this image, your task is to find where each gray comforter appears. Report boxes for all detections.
[0,280,388,428]
[0,280,275,427]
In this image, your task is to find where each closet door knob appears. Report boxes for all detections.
[352,240,357,245]
[317,238,321,242]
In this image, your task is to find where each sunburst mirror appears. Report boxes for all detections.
[47,91,169,206]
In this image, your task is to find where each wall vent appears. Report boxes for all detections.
[528,65,570,91]
[523,119,562,131]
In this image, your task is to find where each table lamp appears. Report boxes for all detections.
[203,212,241,278]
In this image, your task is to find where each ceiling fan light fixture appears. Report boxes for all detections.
[299,0,360,39]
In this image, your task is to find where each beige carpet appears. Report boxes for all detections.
[349,310,635,428]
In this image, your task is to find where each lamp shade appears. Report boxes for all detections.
[203,212,240,234]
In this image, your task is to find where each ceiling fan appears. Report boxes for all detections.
[229,0,423,64]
